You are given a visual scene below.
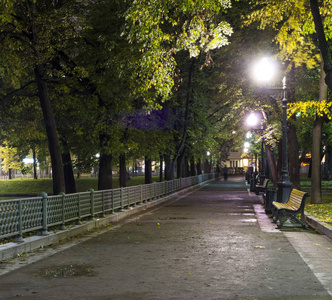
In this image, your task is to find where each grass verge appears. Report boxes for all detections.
[301,177,332,226]
[0,176,160,197]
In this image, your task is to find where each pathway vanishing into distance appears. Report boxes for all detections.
[0,177,332,299]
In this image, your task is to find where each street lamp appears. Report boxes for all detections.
[246,112,265,184]
[253,58,292,203]
[278,76,292,202]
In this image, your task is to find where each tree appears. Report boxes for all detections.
[0,142,22,178]
[77,0,234,187]
[0,0,91,194]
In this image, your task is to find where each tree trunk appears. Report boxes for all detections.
[177,151,185,178]
[172,59,195,180]
[164,151,173,180]
[197,160,202,175]
[310,0,332,91]
[204,159,210,173]
[34,65,65,195]
[190,157,196,176]
[265,144,278,187]
[145,156,152,184]
[159,154,163,182]
[33,149,38,180]
[119,152,126,187]
[322,145,332,180]
[28,0,65,195]
[311,117,324,203]
[311,60,327,204]
[184,156,189,176]
[98,150,112,190]
[60,138,76,194]
[62,151,77,194]
[288,119,300,189]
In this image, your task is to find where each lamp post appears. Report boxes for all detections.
[277,77,292,202]
[253,58,292,202]
[246,112,265,184]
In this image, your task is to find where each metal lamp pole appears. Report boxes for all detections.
[260,121,265,184]
[246,113,265,184]
[277,77,292,202]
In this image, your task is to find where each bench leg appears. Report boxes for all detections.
[276,214,286,228]
[276,213,307,229]
[271,206,278,223]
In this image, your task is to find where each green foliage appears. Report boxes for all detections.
[0,0,235,187]
[288,100,332,119]
[244,0,320,69]
[0,142,22,172]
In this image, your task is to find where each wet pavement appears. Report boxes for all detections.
[0,177,332,299]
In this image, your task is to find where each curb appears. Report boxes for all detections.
[305,214,332,239]
[0,180,212,262]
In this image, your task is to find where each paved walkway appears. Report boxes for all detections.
[0,177,332,299]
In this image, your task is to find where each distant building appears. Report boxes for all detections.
[223,147,250,174]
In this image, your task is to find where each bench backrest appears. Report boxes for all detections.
[288,189,309,210]
[263,178,269,187]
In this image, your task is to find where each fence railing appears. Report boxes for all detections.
[0,173,217,243]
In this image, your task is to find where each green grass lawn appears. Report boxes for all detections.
[0,176,160,197]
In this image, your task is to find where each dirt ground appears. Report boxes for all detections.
[0,178,331,299]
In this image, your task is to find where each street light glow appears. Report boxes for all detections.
[246,132,252,139]
[253,57,276,82]
[246,113,259,127]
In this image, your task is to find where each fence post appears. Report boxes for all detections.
[15,200,24,243]
[77,193,82,225]
[101,191,106,217]
[111,190,115,214]
[120,188,125,211]
[40,192,49,235]
[59,192,67,230]
[89,189,95,219]
[140,185,143,204]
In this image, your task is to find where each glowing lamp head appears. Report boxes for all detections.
[253,57,276,83]
[246,113,259,127]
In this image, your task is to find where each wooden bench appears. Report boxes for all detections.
[255,178,269,195]
[272,189,310,228]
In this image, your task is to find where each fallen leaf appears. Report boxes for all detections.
[254,246,265,249]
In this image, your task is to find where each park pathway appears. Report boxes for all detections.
[0,177,331,299]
